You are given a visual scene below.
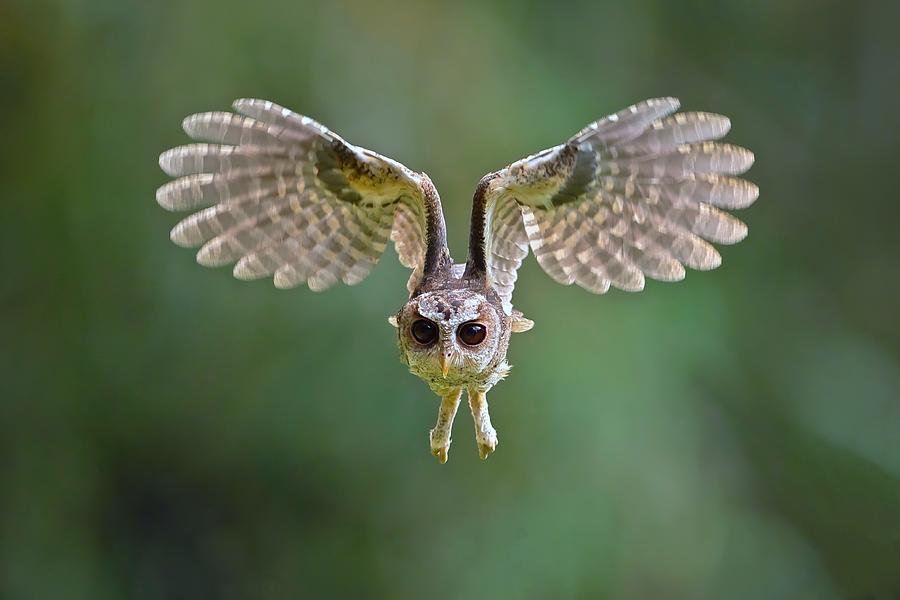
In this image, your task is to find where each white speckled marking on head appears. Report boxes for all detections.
[416,290,484,326]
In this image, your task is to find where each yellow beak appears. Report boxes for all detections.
[439,352,451,378]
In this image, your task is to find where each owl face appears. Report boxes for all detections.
[396,289,506,389]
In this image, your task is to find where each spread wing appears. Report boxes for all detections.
[156,99,440,293]
[467,97,758,311]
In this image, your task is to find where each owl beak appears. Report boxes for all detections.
[439,351,451,378]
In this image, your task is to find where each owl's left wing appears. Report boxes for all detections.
[466,97,758,312]
[157,99,442,293]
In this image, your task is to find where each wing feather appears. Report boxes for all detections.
[468,98,757,305]
[156,99,439,293]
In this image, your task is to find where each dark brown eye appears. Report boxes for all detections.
[457,322,486,346]
[410,319,437,344]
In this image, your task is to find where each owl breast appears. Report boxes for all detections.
[408,357,511,396]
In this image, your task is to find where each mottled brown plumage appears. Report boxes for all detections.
[156,97,757,462]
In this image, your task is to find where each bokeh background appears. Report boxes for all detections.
[2,0,899,598]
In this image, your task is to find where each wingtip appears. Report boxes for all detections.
[721,115,732,134]
[195,240,234,268]
[634,274,646,292]
[169,223,187,247]
[745,181,760,206]
[702,113,732,137]
[233,257,262,281]
[744,148,756,170]
[620,272,646,293]
[169,218,204,248]
[272,273,290,289]
[630,96,680,114]
[180,111,225,137]
[232,98,262,111]
[273,269,303,290]
[733,220,749,244]
[232,98,292,120]
[155,183,176,211]
[194,244,217,267]
[158,148,178,177]
[307,273,337,292]
[670,262,687,282]
[180,114,196,135]
[155,174,214,212]
[655,96,681,111]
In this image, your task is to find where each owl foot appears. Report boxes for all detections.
[430,387,462,464]
[467,387,498,460]
[430,437,450,464]
[477,429,498,460]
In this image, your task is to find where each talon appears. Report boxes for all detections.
[432,446,449,464]
[477,437,497,460]
[430,388,462,466]
[429,428,451,464]
[467,388,499,461]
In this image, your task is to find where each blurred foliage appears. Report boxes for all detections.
[2,0,899,598]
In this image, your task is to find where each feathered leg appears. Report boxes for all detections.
[467,387,498,460]
[429,387,462,464]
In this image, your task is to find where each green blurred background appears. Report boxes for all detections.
[2,0,899,598]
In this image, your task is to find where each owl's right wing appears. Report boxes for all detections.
[467,97,758,311]
[156,99,440,293]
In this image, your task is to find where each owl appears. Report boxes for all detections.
[156,97,757,463]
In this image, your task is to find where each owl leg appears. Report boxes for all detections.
[466,387,498,460]
[429,387,462,464]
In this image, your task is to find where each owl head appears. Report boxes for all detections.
[392,289,508,386]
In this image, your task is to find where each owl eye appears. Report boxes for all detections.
[410,319,438,344]
[457,322,487,346]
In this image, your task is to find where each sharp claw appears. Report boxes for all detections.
[430,389,462,466]
[467,389,498,462]
[478,438,498,460]
[432,446,449,464]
